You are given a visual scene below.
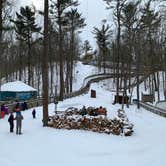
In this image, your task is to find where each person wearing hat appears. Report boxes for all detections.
[14,111,24,135]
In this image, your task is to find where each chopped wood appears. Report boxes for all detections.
[48,108,134,136]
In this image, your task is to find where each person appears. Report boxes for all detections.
[5,106,9,115]
[14,111,24,135]
[14,102,21,113]
[97,106,107,116]
[1,104,6,118]
[81,106,87,116]
[8,113,14,133]
[1,104,5,112]
[15,102,20,109]
[32,109,36,119]
[98,106,103,115]
[21,101,28,110]
[0,110,5,118]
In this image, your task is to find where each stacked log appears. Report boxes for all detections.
[48,108,134,136]
[117,109,134,136]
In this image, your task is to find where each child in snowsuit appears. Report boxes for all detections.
[14,112,24,135]
[8,113,14,132]
[32,109,36,119]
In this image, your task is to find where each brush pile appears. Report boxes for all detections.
[48,107,134,136]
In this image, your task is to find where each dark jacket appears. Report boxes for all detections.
[32,109,36,115]
[8,114,14,124]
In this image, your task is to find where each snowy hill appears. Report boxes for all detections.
[1,63,166,166]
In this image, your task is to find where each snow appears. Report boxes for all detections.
[1,64,166,166]
[156,101,166,110]
[1,81,37,92]
[73,61,114,91]
[73,61,99,90]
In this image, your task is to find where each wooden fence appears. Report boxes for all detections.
[4,73,114,112]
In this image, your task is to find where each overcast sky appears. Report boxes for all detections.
[78,0,110,47]
[17,0,110,48]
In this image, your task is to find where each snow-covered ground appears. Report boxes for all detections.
[72,61,99,90]
[156,101,166,110]
[1,65,166,166]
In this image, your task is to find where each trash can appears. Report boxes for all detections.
[91,90,96,98]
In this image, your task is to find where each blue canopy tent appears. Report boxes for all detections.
[0,81,37,101]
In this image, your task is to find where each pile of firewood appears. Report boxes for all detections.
[48,108,134,136]
[117,109,134,136]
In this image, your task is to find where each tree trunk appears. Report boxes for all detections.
[28,38,31,85]
[157,72,160,101]
[69,29,74,93]
[19,42,22,80]
[58,10,64,100]
[42,0,49,126]
[0,0,2,90]
[115,1,121,103]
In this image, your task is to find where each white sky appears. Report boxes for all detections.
[17,0,110,48]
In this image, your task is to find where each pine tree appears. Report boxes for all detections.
[103,0,127,102]
[11,6,41,85]
[121,1,140,107]
[50,0,78,100]
[0,0,13,88]
[93,22,111,73]
[64,8,86,92]
[82,40,92,57]
[0,0,2,43]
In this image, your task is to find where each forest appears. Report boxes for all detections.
[0,0,166,125]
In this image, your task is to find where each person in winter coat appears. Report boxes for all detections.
[8,113,14,133]
[32,109,36,119]
[97,106,107,116]
[81,106,87,116]
[14,112,24,135]
[21,102,28,111]
[1,104,5,112]
[1,104,6,118]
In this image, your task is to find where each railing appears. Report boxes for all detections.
[139,101,166,118]
[5,73,115,112]
[6,98,43,112]
[62,73,114,100]
[155,100,166,106]
[6,72,162,119]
